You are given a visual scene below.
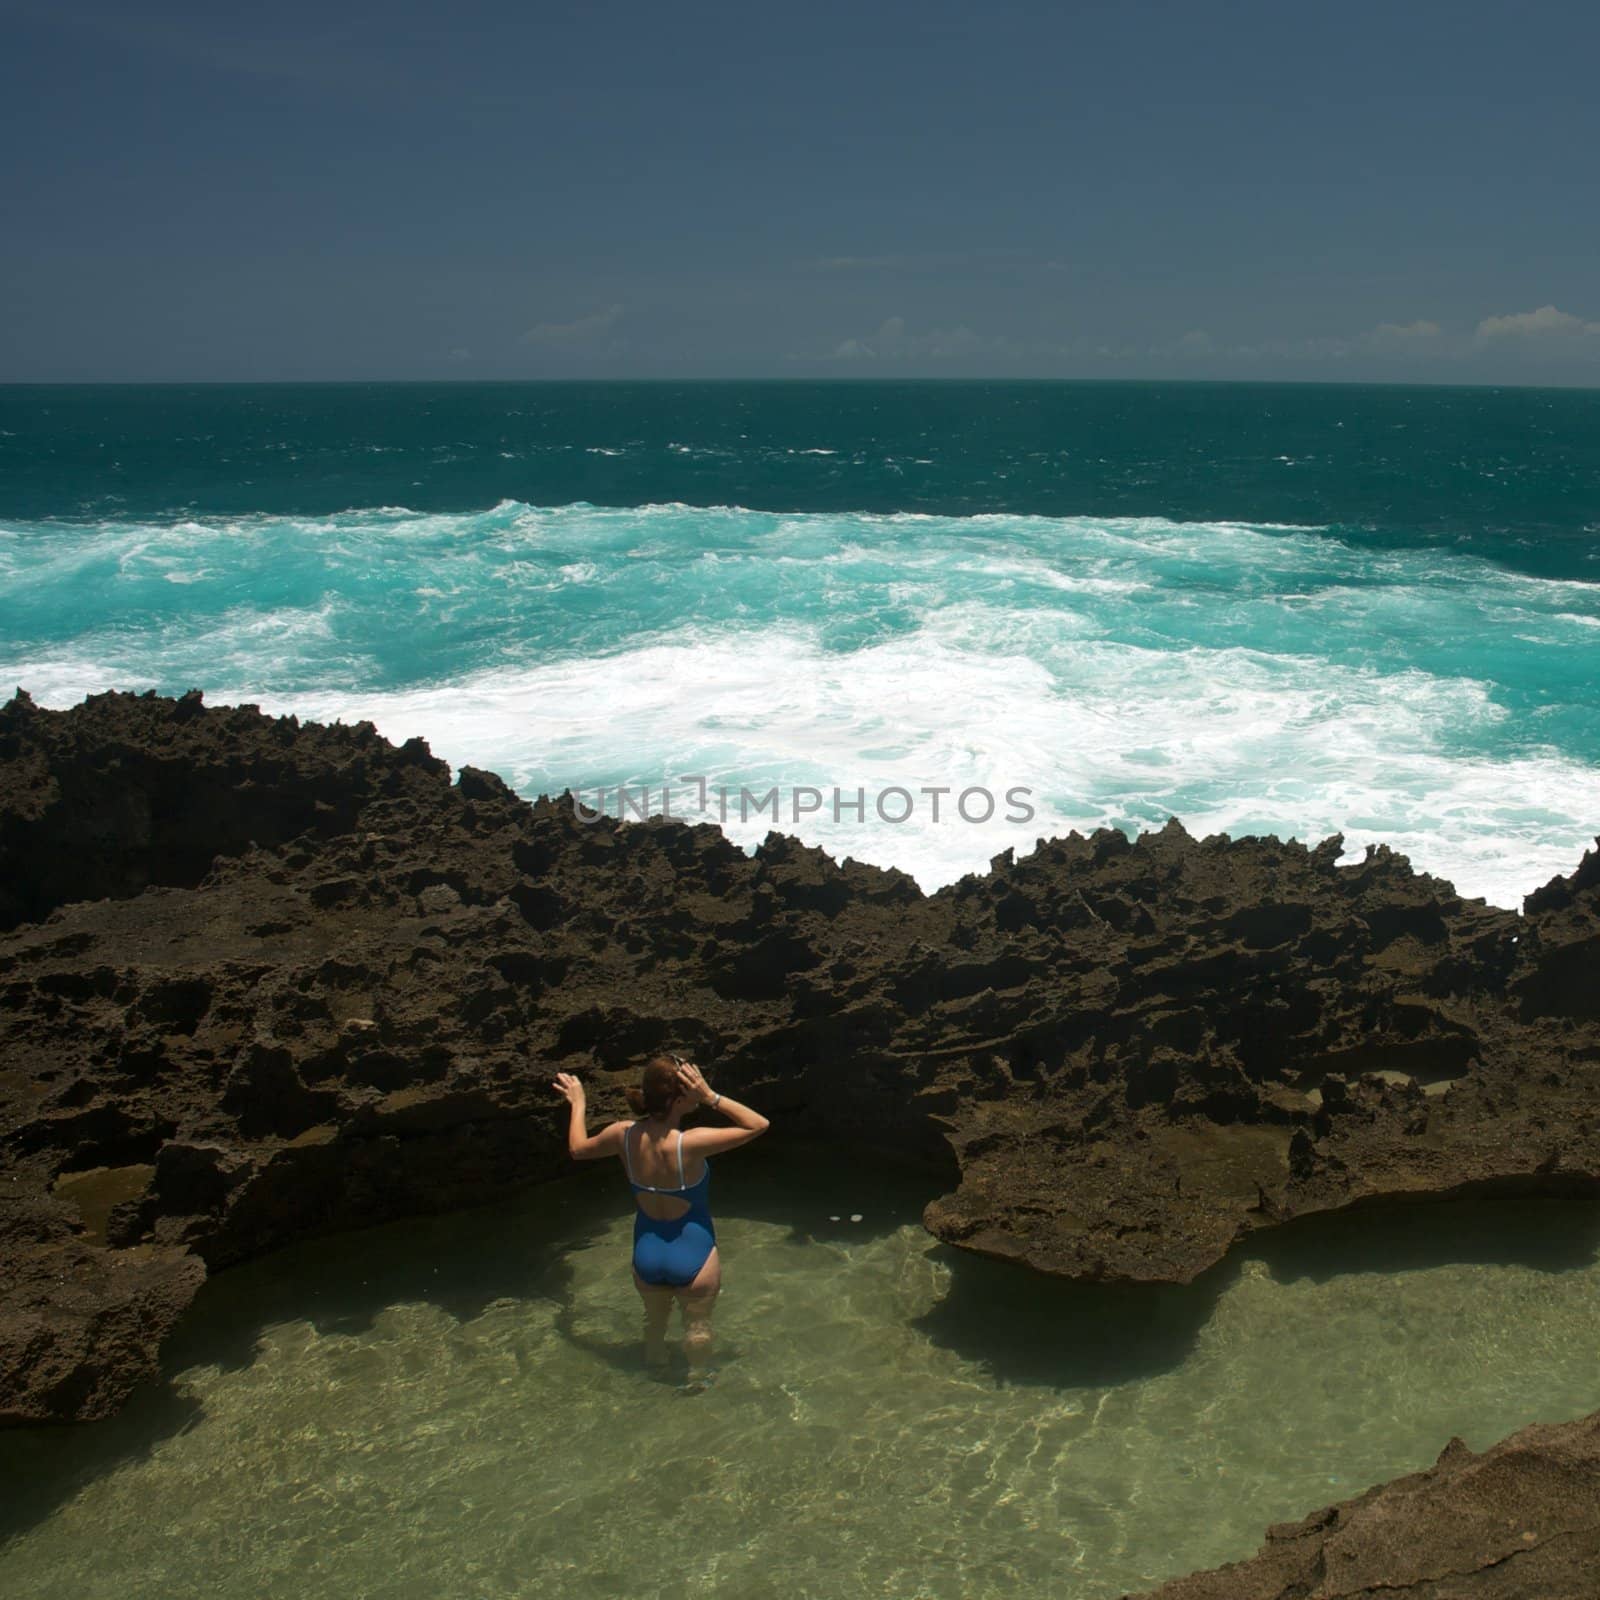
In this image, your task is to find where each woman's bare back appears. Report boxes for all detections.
[624,1122,707,1220]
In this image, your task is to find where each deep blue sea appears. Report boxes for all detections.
[2,380,1597,907]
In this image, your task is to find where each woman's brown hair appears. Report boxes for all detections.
[626,1053,686,1117]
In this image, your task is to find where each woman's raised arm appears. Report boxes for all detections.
[675,1060,769,1157]
[552,1072,627,1160]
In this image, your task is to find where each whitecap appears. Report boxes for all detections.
[5,501,1596,909]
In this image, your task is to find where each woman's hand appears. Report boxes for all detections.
[674,1059,716,1106]
[552,1072,586,1107]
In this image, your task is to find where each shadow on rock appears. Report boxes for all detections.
[0,1377,205,1553]
[914,1189,1600,1392]
[1251,1189,1600,1284]
[709,1136,953,1248]
[914,1245,1241,1390]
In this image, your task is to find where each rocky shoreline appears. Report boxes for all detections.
[1124,1412,1600,1599]
[4,688,1599,1592]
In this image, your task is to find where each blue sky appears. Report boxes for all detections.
[2,0,1597,383]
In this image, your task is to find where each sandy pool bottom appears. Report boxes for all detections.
[3,1151,1598,1600]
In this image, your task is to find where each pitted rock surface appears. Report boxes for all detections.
[3,687,1599,1441]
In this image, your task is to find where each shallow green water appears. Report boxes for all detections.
[4,1151,1599,1600]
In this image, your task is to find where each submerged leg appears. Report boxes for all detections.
[633,1269,674,1369]
[677,1246,722,1371]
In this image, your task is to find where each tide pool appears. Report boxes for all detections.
[4,1150,1598,1600]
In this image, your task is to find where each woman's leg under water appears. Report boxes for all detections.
[632,1269,675,1369]
[676,1246,721,1371]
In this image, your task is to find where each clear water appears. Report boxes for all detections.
[3,382,1599,908]
[5,1150,1599,1600]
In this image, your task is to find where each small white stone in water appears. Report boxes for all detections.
[850,1214,863,1223]
[829,1215,840,1222]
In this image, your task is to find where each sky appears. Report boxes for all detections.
[2,0,1598,384]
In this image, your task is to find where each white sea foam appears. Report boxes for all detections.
[3,504,1596,907]
[4,602,346,707]
[32,613,1578,910]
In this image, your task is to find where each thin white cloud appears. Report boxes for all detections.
[826,316,1029,362]
[1230,335,1353,361]
[1366,319,1442,344]
[801,248,1043,275]
[809,255,925,273]
[1475,305,1600,342]
[521,304,625,345]
[810,304,1600,375]
[1151,330,1353,363]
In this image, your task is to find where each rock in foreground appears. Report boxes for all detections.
[1124,1412,1600,1599]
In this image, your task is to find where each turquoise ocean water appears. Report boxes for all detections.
[2,380,1597,905]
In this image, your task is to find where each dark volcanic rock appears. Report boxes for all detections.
[1124,1412,1600,1599]
[0,1185,205,1426]
[3,687,1600,1434]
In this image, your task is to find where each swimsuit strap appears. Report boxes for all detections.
[624,1120,693,1195]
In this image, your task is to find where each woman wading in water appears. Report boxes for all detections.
[553,1053,769,1375]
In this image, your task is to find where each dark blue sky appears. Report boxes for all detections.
[3,0,1598,383]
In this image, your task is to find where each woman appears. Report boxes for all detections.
[553,1052,769,1373]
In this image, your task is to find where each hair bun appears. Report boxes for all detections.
[636,1054,683,1115]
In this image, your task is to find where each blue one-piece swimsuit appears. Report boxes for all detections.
[622,1124,715,1287]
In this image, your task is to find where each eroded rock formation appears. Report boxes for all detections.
[1125,1413,1600,1599]
[3,687,1599,1448]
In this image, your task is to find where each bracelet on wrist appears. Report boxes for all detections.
[710,1091,721,1109]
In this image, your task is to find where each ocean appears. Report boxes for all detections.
[2,379,1597,908]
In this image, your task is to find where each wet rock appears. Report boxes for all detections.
[0,1190,206,1425]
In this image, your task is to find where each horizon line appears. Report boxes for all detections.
[4,374,1600,395]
